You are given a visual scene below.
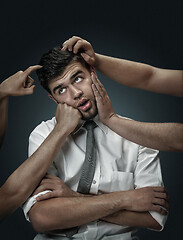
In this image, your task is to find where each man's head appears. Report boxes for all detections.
[37,47,97,120]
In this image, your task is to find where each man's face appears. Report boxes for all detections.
[48,62,98,120]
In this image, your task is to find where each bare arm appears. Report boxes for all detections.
[0,103,81,222]
[29,182,168,233]
[92,73,183,152]
[95,54,183,97]
[0,65,41,148]
[62,36,183,97]
[102,211,162,230]
[0,96,8,147]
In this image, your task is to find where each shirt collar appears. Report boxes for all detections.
[73,115,108,135]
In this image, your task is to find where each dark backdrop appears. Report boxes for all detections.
[0,1,183,239]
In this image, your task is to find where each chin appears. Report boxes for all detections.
[81,109,98,120]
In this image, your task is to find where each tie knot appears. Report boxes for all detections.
[84,120,96,131]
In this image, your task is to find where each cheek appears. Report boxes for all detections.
[59,94,75,106]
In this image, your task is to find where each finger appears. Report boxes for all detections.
[151,205,168,215]
[92,83,102,100]
[73,39,89,54]
[91,72,105,98]
[155,192,169,202]
[33,183,55,195]
[24,65,42,76]
[91,73,102,99]
[21,85,35,95]
[153,198,170,211]
[24,76,34,88]
[153,187,166,193]
[36,190,63,201]
[36,191,55,201]
[81,52,94,65]
[62,36,82,51]
[44,174,59,180]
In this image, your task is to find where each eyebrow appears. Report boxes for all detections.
[71,70,83,80]
[53,70,83,94]
[53,83,64,94]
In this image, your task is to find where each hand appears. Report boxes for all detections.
[0,65,42,98]
[126,187,169,215]
[91,72,115,125]
[62,36,96,66]
[33,174,80,201]
[55,103,81,134]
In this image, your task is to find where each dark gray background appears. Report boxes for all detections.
[0,0,183,239]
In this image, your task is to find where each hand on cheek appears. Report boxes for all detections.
[91,72,115,125]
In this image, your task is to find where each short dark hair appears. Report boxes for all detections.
[36,46,90,94]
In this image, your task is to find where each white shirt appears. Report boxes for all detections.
[23,115,167,240]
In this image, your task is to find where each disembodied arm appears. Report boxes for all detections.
[0,103,81,222]
[91,72,183,152]
[0,65,41,148]
[62,36,183,97]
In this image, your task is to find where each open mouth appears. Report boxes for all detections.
[78,99,91,112]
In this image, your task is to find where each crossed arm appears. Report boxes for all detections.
[28,175,168,233]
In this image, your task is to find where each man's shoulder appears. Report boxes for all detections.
[30,116,56,138]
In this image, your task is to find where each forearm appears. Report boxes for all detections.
[102,210,162,230]
[0,95,9,148]
[95,54,183,97]
[95,53,154,89]
[0,123,69,220]
[29,191,128,232]
[106,115,183,152]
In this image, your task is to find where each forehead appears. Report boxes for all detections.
[50,62,89,86]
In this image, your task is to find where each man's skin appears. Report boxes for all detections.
[29,60,169,233]
[0,66,39,148]
[61,36,183,152]
[0,66,81,222]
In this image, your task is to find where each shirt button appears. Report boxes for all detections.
[93,180,96,184]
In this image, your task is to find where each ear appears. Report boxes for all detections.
[48,94,58,104]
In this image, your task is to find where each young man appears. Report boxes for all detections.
[61,36,183,152]
[0,66,80,221]
[23,47,169,240]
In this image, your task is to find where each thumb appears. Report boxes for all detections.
[81,53,94,66]
[23,85,36,95]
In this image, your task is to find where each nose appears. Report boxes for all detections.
[69,85,83,99]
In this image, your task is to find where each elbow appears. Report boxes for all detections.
[150,221,162,231]
[30,210,51,233]
[29,205,65,233]
[148,215,163,231]
[29,206,51,233]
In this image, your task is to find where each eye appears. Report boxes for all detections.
[74,76,82,83]
[58,87,66,94]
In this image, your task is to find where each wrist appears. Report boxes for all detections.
[54,122,72,137]
[94,53,101,68]
[0,84,9,99]
[102,113,117,127]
